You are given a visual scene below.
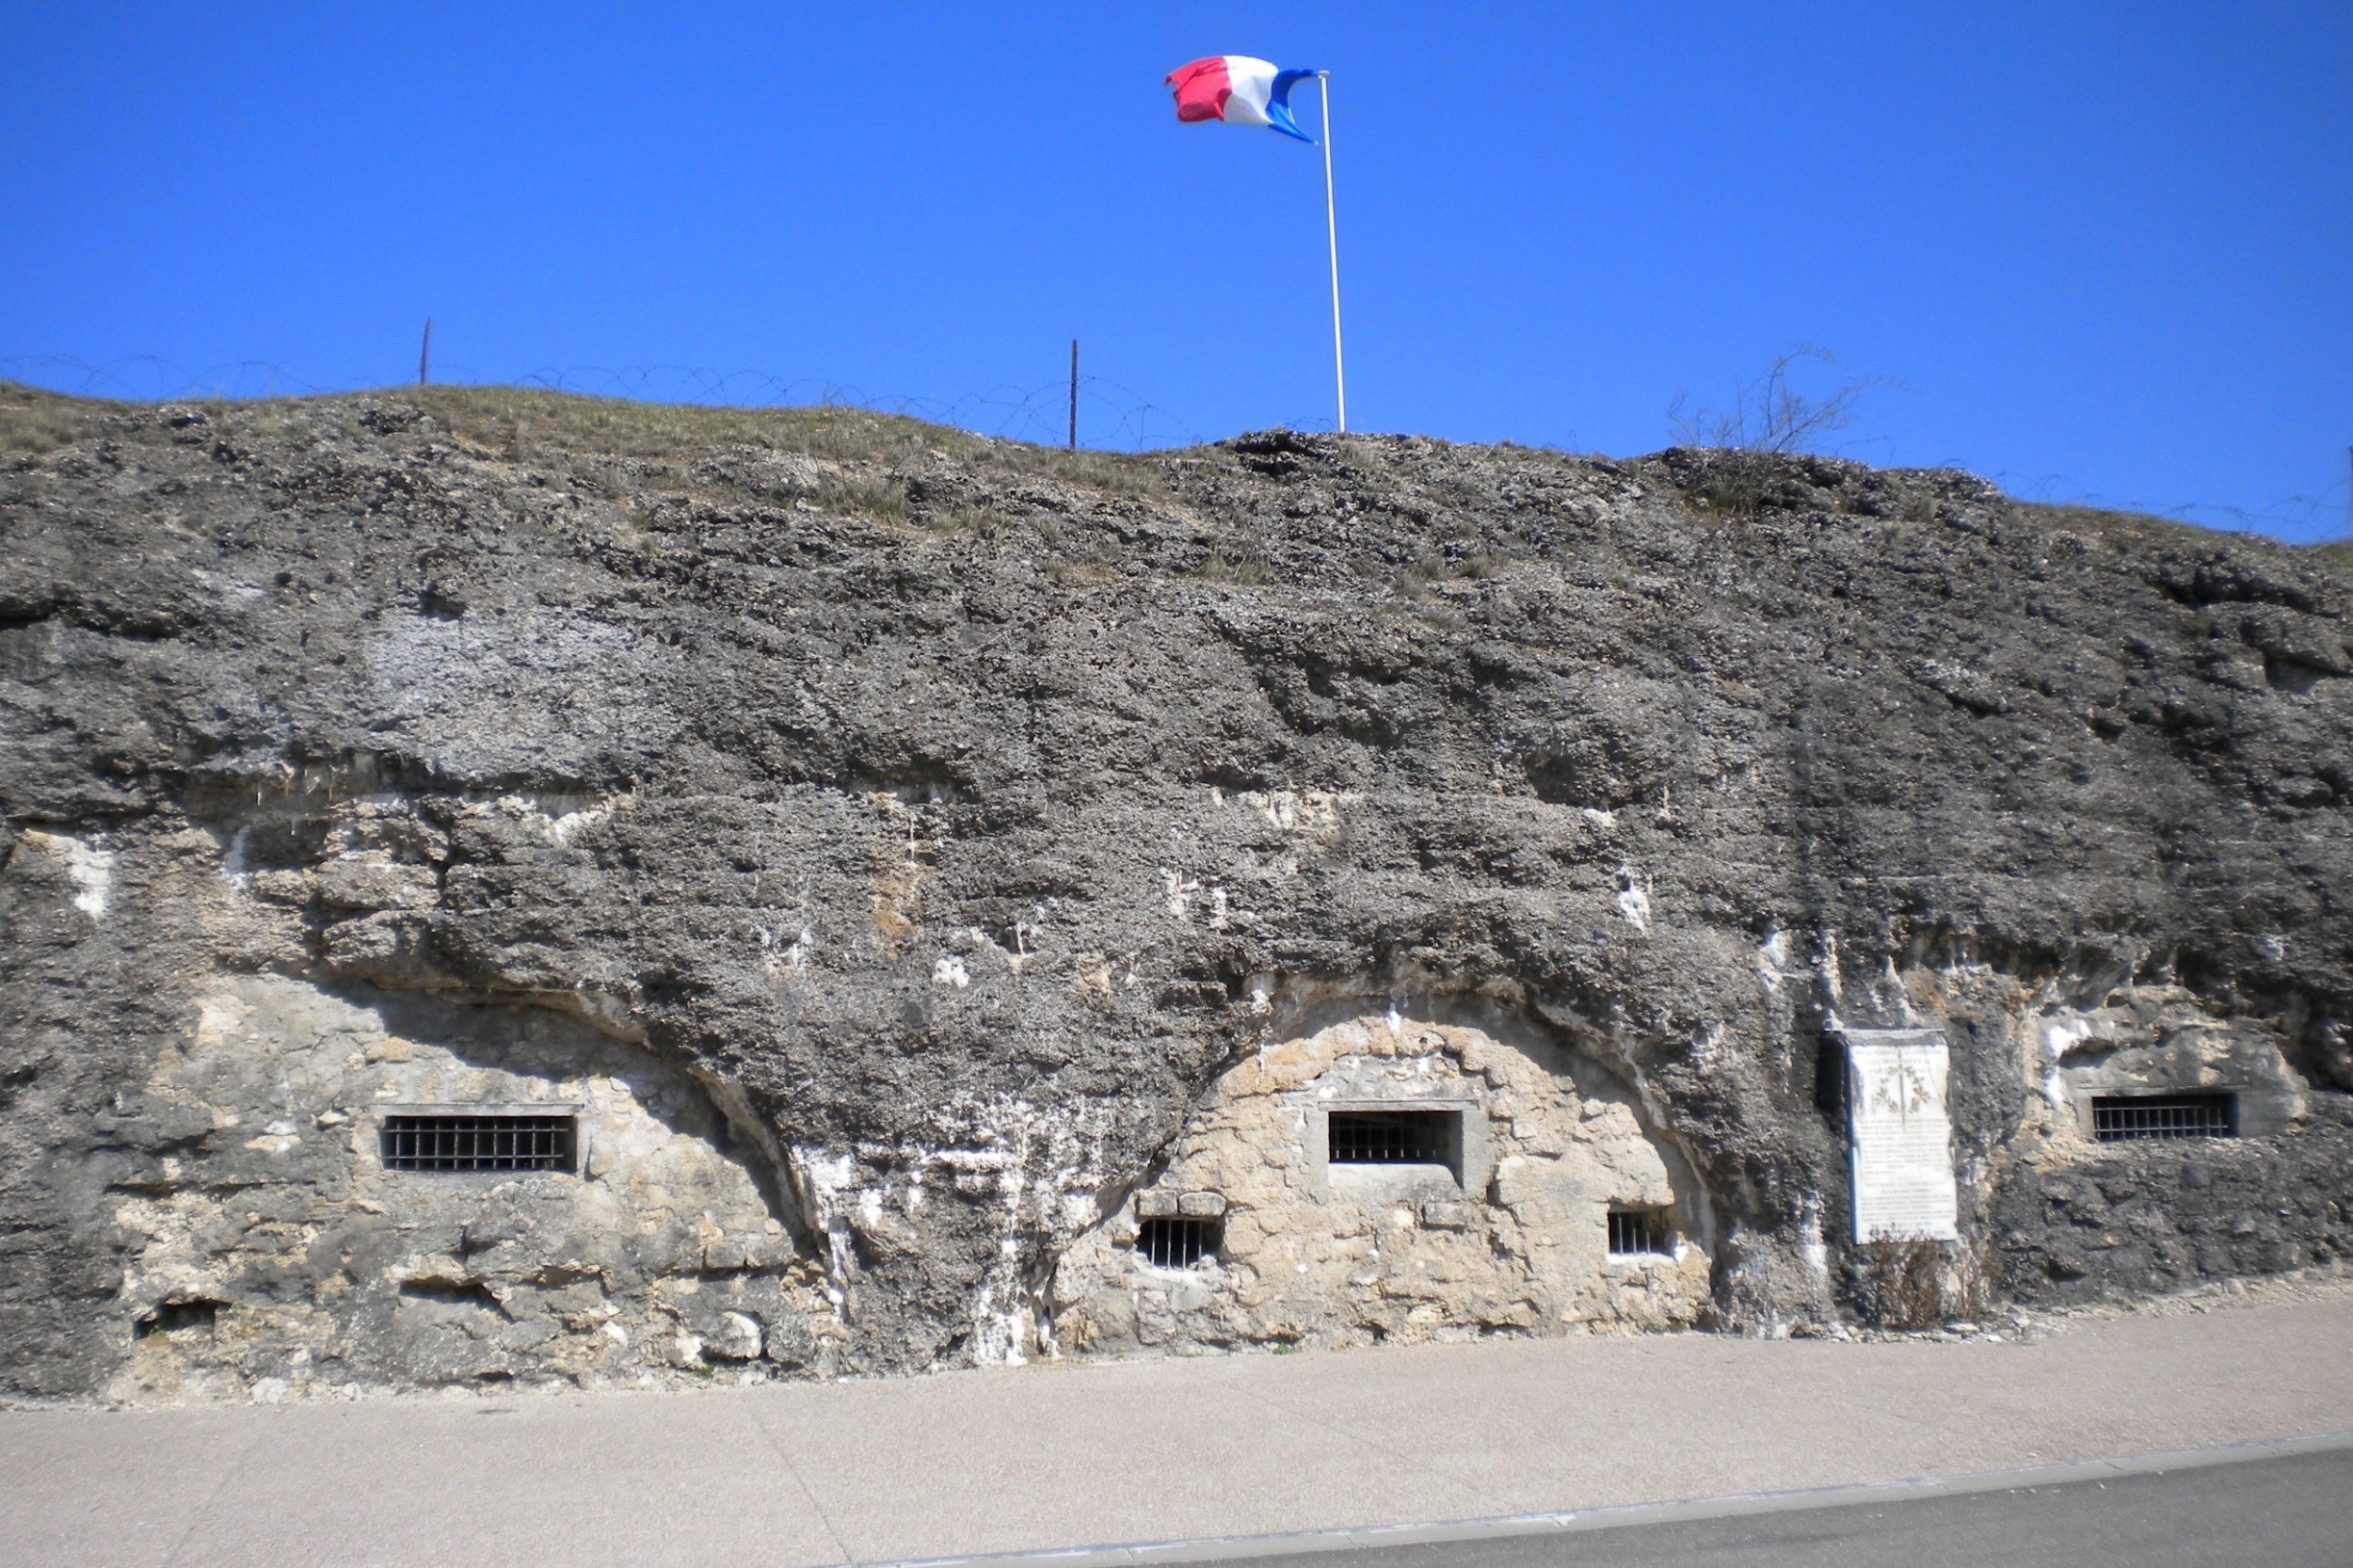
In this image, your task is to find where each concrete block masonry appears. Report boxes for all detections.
[2,390,2350,1400]
[1055,1017,1712,1352]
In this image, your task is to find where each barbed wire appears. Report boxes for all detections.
[0,353,1217,454]
[0,354,340,404]
[1969,464,2349,546]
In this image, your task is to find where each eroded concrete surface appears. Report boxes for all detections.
[108,972,834,1401]
[3,390,2350,1400]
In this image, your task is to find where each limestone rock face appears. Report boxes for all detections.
[2,387,2349,1400]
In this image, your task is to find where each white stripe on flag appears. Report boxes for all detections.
[1220,56,1277,125]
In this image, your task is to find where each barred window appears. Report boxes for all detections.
[1608,1208,1673,1256]
[380,1113,576,1173]
[2091,1094,2235,1143]
[1327,1110,1460,1169]
[1136,1217,1221,1269]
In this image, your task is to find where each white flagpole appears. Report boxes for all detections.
[1318,72,1346,434]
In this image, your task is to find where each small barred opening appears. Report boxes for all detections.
[1608,1208,1673,1256]
[1327,1109,1461,1173]
[1136,1216,1221,1269]
[2091,1093,2235,1143]
[381,1112,576,1173]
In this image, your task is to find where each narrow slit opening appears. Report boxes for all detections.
[380,1112,577,1173]
[1326,1110,1463,1179]
[2090,1093,2235,1143]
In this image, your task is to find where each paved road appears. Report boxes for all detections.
[3,1294,2348,1568]
[1192,1447,2353,1568]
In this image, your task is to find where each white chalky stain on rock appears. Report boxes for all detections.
[794,1097,1115,1363]
[24,831,116,919]
[1615,867,1651,935]
[758,925,815,982]
[1232,790,1360,840]
[1800,1202,1829,1278]
[792,1149,860,1313]
[219,826,256,891]
[546,806,607,846]
[933,954,970,988]
[1160,869,1197,921]
[2042,1017,2093,1057]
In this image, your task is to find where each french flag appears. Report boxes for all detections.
[1165,56,1317,142]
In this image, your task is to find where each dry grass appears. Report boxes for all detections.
[1,379,1173,509]
[2027,500,2353,579]
[408,385,1168,499]
[0,382,113,456]
[415,384,989,467]
[18,380,2334,580]
[1180,541,1272,584]
[2017,501,2230,553]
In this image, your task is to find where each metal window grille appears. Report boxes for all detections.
[380,1114,576,1173]
[1608,1208,1672,1256]
[1136,1216,1220,1269]
[1327,1110,1458,1166]
[2091,1094,2235,1143]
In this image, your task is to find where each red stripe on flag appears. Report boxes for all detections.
[1165,56,1233,123]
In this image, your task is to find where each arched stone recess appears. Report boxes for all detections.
[106,972,836,1403]
[1052,1013,1713,1354]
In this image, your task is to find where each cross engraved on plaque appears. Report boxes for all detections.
[1840,1028,1961,1244]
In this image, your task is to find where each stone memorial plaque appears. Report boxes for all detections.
[1842,1028,1960,1243]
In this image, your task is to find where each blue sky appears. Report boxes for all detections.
[4,3,2347,539]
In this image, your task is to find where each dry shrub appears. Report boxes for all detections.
[1664,346,1895,518]
[1853,1237,1987,1328]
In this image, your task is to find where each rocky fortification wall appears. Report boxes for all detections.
[2,385,2348,1401]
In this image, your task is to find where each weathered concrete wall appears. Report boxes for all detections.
[4,388,2350,1400]
[1811,955,2353,1310]
[1976,972,2351,1301]
[1057,1017,1709,1353]
[104,972,833,1402]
